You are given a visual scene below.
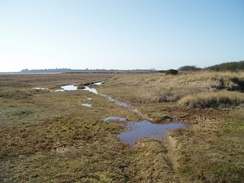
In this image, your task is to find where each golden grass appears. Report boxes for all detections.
[168,117,244,182]
[137,86,201,102]
[99,71,244,104]
[179,90,244,108]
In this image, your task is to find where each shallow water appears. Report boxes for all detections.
[32,87,48,90]
[83,86,98,94]
[57,83,186,146]
[61,85,78,91]
[93,81,103,85]
[84,85,135,108]
[54,84,78,92]
[81,103,92,107]
[107,96,135,109]
[117,120,185,146]
[103,116,127,122]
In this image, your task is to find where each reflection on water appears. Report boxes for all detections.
[61,85,77,90]
[117,120,185,146]
[84,85,135,108]
[54,85,78,92]
[81,103,92,107]
[103,116,127,122]
[107,96,135,109]
[93,81,103,85]
[83,86,98,94]
[32,87,48,90]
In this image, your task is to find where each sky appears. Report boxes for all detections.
[0,0,243,72]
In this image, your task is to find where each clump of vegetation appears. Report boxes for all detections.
[76,83,85,89]
[138,86,201,102]
[178,65,202,71]
[178,90,244,108]
[165,69,178,75]
[206,60,244,72]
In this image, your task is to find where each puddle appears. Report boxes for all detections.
[107,96,135,109]
[81,103,92,107]
[84,85,135,109]
[53,82,186,146]
[93,81,103,86]
[117,120,185,146]
[55,82,135,109]
[83,86,98,94]
[103,116,127,122]
[61,85,78,91]
[54,83,100,92]
[32,87,48,90]
[54,84,78,92]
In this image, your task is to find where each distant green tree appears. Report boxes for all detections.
[178,65,201,71]
[165,69,178,75]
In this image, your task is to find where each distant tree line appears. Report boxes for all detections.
[205,61,244,72]
[19,60,244,74]
[20,68,156,73]
[20,68,72,73]
[177,60,244,72]
[178,65,202,71]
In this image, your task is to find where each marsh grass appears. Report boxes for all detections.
[179,90,244,108]
[138,86,201,102]
[168,117,244,182]
[0,73,135,182]
[0,90,32,99]
[127,138,180,182]
[100,71,244,105]
[1,72,244,182]
[94,71,244,182]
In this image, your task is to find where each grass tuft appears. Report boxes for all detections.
[178,91,244,108]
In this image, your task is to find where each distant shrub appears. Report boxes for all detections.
[165,69,178,75]
[178,65,202,71]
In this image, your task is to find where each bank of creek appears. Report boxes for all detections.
[51,82,186,146]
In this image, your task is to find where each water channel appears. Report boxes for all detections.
[54,83,186,146]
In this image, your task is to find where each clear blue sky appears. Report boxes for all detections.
[0,0,243,72]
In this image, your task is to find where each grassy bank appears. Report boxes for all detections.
[1,71,244,182]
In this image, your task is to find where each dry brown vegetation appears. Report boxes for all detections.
[179,90,244,108]
[1,71,244,182]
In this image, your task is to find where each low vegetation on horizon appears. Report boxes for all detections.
[0,63,244,182]
[206,60,244,72]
